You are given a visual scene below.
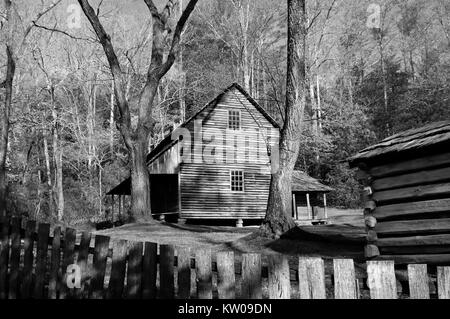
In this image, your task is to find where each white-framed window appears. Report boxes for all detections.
[228,110,241,130]
[230,170,244,192]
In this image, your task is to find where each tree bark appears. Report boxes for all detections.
[78,0,199,220]
[0,46,15,217]
[261,0,307,238]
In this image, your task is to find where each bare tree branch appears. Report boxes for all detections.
[32,21,97,43]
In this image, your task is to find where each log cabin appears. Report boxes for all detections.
[107,83,332,226]
[348,120,450,264]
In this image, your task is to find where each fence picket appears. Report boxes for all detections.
[268,254,290,299]
[216,251,235,299]
[333,259,357,299]
[437,266,450,299]
[89,235,110,299]
[367,260,397,299]
[241,253,262,299]
[142,242,157,299]
[107,239,128,299]
[76,231,91,299]
[160,244,175,299]
[48,226,61,299]
[60,228,76,299]
[33,223,50,299]
[177,247,191,299]
[298,257,326,299]
[21,220,36,298]
[0,217,10,299]
[408,264,429,299]
[196,249,212,299]
[126,241,143,299]
[8,217,21,299]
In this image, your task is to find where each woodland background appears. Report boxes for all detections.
[1,0,449,226]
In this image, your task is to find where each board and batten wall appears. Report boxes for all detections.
[179,88,279,219]
[357,151,450,264]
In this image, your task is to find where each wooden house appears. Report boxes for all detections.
[107,83,332,226]
[291,171,332,224]
[348,121,450,264]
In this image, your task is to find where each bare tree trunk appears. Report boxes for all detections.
[0,46,15,217]
[110,79,115,154]
[261,0,307,238]
[43,135,53,216]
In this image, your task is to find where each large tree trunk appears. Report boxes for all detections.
[0,46,15,217]
[261,0,307,238]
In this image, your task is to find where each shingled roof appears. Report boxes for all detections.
[348,120,450,168]
[291,171,333,193]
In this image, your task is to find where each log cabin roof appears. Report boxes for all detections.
[348,120,450,168]
[291,171,333,193]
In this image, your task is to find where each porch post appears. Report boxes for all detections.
[323,193,328,220]
[306,193,311,219]
[292,193,297,219]
[111,194,115,222]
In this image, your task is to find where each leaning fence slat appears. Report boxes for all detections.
[333,259,357,299]
[216,251,235,299]
[126,241,143,299]
[160,244,175,299]
[268,254,290,299]
[142,242,157,299]
[60,228,76,299]
[177,247,191,299]
[241,253,262,299]
[0,217,10,299]
[437,266,450,299]
[21,220,36,298]
[48,226,61,299]
[408,264,429,299]
[75,231,91,299]
[89,235,110,299]
[8,217,21,299]
[33,223,50,299]
[367,260,397,299]
[298,257,326,299]
[196,249,212,299]
[107,239,128,299]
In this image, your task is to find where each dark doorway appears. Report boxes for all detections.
[150,174,179,214]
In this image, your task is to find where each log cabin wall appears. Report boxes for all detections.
[356,151,450,265]
[179,87,279,219]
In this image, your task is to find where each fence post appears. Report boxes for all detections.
[177,247,191,299]
[76,231,92,299]
[298,257,326,299]
[160,244,175,299]
[33,223,51,299]
[216,251,235,299]
[437,266,450,299]
[241,253,262,299]
[367,260,397,299]
[48,226,61,299]
[8,217,21,299]
[0,217,10,299]
[333,259,357,299]
[60,228,77,299]
[89,235,110,299]
[107,239,128,299]
[126,241,143,299]
[268,254,290,299]
[142,242,157,299]
[408,264,429,299]
[21,220,36,298]
[196,249,212,299]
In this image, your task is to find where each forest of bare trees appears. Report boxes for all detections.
[1,0,449,229]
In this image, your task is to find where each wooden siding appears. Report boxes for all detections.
[148,142,180,174]
[180,88,279,219]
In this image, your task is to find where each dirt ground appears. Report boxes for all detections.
[94,207,365,259]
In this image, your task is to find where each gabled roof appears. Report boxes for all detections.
[291,170,333,193]
[348,120,450,167]
[145,82,280,164]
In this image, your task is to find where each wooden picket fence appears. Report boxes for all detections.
[1,217,450,299]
